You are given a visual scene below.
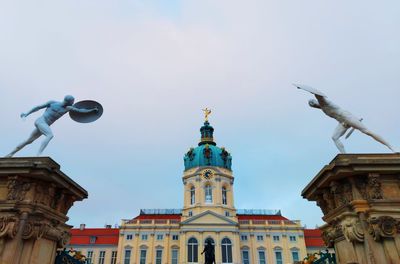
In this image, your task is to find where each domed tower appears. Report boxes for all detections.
[182,110,236,220]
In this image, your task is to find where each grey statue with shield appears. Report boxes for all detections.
[6,95,103,157]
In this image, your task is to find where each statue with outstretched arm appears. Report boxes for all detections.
[201,240,216,264]
[6,95,98,157]
[294,84,395,153]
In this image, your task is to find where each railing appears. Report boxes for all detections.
[123,218,299,226]
[123,219,181,225]
[238,219,301,226]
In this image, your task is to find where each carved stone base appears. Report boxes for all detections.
[0,157,88,264]
[302,154,400,264]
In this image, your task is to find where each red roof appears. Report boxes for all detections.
[69,228,119,246]
[304,229,326,247]
[134,214,181,220]
[237,215,288,220]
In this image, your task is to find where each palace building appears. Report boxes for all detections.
[114,117,309,264]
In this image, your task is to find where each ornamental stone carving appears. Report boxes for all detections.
[34,182,57,208]
[0,216,18,239]
[342,218,364,243]
[7,178,31,201]
[331,182,353,207]
[368,216,398,241]
[354,179,368,200]
[321,227,335,247]
[317,188,336,214]
[367,174,383,199]
[57,230,71,248]
[321,221,344,247]
[22,221,35,240]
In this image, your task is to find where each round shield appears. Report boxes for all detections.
[69,100,103,123]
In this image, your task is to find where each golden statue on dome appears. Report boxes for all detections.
[202,108,212,122]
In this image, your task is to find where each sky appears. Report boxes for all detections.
[1,0,400,228]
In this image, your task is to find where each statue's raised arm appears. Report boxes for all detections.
[293,84,329,109]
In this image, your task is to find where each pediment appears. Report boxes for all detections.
[181,210,237,226]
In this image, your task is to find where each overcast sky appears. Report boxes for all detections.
[1,0,399,228]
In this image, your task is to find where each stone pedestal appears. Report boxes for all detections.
[0,157,88,264]
[302,154,400,264]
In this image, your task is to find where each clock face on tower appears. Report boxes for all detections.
[201,169,214,180]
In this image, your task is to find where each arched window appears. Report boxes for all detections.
[190,187,195,205]
[274,247,283,264]
[205,185,212,203]
[221,238,232,263]
[188,238,198,263]
[222,187,227,205]
[290,247,300,262]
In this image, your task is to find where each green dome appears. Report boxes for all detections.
[184,121,232,171]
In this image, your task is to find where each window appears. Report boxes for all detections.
[155,249,162,264]
[126,234,133,240]
[241,235,248,241]
[273,235,280,242]
[225,211,230,217]
[187,237,198,263]
[289,235,297,242]
[172,235,179,240]
[275,251,283,264]
[189,211,193,217]
[190,186,195,205]
[222,187,227,205]
[205,185,213,203]
[87,251,93,264]
[110,251,117,264]
[257,235,264,241]
[242,250,250,264]
[157,234,164,240]
[98,251,105,264]
[221,238,232,263]
[171,249,179,264]
[141,234,148,240]
[258,251,266,264]
[89,236,96,244]
[124,250,131,264]
[292,251,299,262]
[140,250,147,264]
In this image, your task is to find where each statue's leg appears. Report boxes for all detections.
[332,123,348,153]
[359,128,395,152]
[35,121,54,156]
[5,129,41,157]
[346,117,395,152]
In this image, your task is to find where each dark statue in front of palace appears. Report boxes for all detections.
[201,240,216,264]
